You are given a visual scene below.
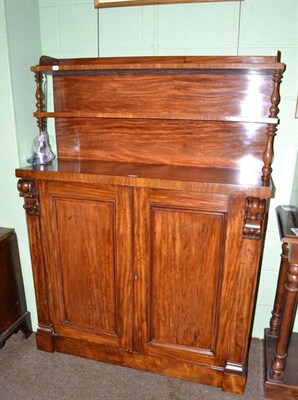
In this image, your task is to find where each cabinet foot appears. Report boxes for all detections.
[35,326,55,353]
[222,361,247,394]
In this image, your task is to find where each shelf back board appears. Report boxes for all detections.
[32,54,285,177]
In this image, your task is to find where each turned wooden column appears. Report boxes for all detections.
[269,242,289,335]
[271,244,298,377]
[264,205,298,400]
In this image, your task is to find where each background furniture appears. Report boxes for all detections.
[0,228,32,348]
[264,205,298,400]
[16,54,285,394]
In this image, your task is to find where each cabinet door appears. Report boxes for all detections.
[40,181,133,351]
[133,188,244,367]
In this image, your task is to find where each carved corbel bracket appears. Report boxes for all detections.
[242,197,266,240]
[17,178,40,216]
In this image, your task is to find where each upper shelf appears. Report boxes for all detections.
[33,111,279,124]
[31,54,285,74]
[31,53,285,184]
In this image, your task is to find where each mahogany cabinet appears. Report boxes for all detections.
[16,54,285,394]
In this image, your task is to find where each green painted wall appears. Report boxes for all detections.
[1,0,42,330]
[2,0,297,337]
[290,152,298,205]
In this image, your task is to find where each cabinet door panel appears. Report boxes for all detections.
[56,198,116,332]
[40,182,133,350]
[150,207,224,352]
[134,188,242,366]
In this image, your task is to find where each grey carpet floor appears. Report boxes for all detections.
[0,332,265,400]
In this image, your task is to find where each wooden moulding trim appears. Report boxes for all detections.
[33,111,279,125]
[31,64,285,74]
[52,335,225,389]
[37,54,281,66]
[31,55,285,73]
[15,170,273,199]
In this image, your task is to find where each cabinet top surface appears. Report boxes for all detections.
[16,160,273,198]
[32,54,285,73]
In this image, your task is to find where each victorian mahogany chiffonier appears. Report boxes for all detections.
[16,54,285,395]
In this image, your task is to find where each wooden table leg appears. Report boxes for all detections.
[270,244,298,377]
[269,242,289,335]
